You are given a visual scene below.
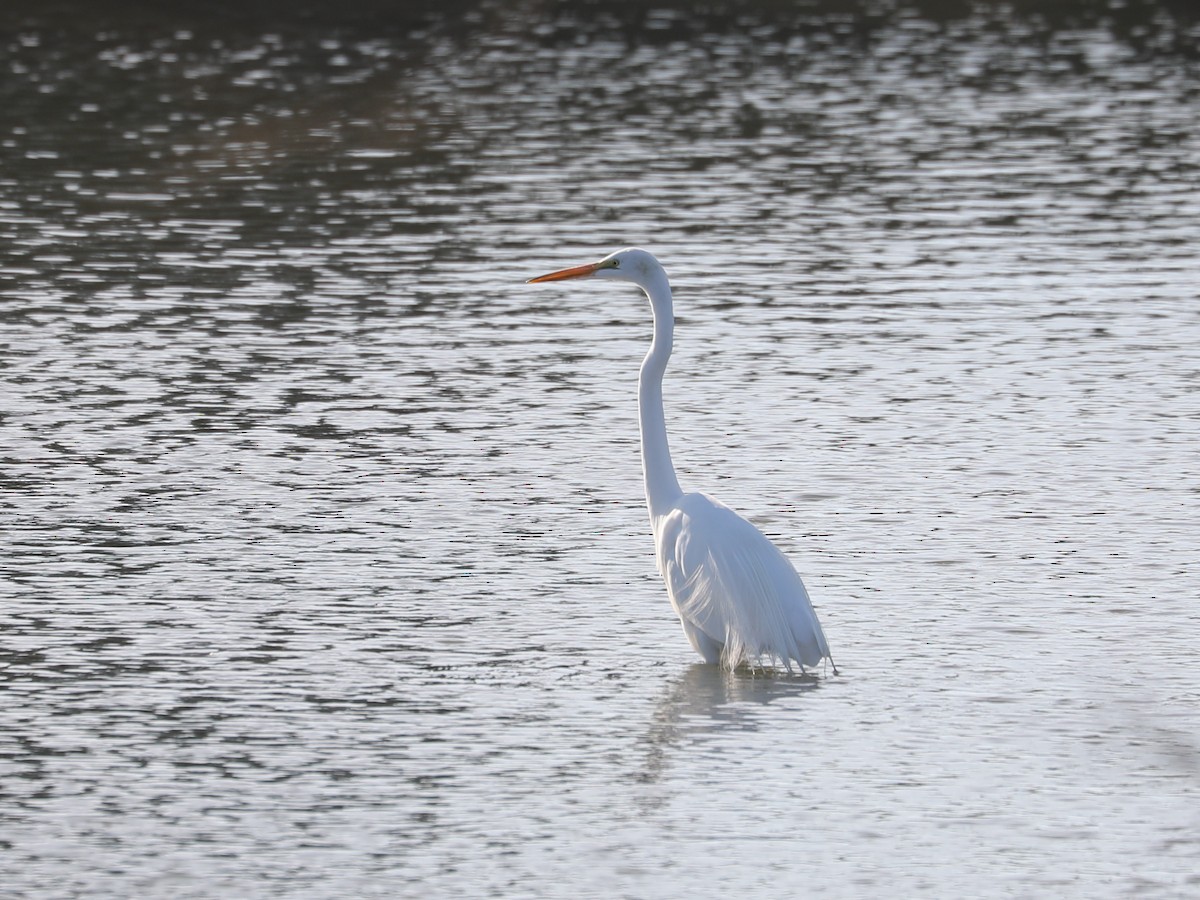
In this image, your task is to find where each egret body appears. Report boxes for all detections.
[528,248,835,673]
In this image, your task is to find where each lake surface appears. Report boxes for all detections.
[2,1,1198,896]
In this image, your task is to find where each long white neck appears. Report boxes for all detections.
[638,272,684,521]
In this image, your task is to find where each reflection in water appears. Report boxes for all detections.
[638,665,821,786]
[1,1,1199,896]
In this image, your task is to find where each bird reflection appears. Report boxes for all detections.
[636,664,822,788]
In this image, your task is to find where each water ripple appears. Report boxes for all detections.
[2,3,1199,897]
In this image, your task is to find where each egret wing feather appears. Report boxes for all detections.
[657,493,830,671]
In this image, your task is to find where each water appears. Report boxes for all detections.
[2,1,1198,896]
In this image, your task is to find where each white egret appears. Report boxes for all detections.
[528,248,835,674]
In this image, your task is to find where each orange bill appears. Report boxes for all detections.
[526,261,601,284]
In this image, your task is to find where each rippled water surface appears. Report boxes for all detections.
[2,1,1199,896]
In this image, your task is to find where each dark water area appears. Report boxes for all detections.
[2,1,1199,897]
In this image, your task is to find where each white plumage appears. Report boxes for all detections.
[657,492,831,671]
[529,248,835,673]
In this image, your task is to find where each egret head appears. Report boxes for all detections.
[527,247,667,290]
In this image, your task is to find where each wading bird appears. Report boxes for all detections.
[528,248,835,673]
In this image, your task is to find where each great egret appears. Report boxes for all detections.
[528,248,836,674]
